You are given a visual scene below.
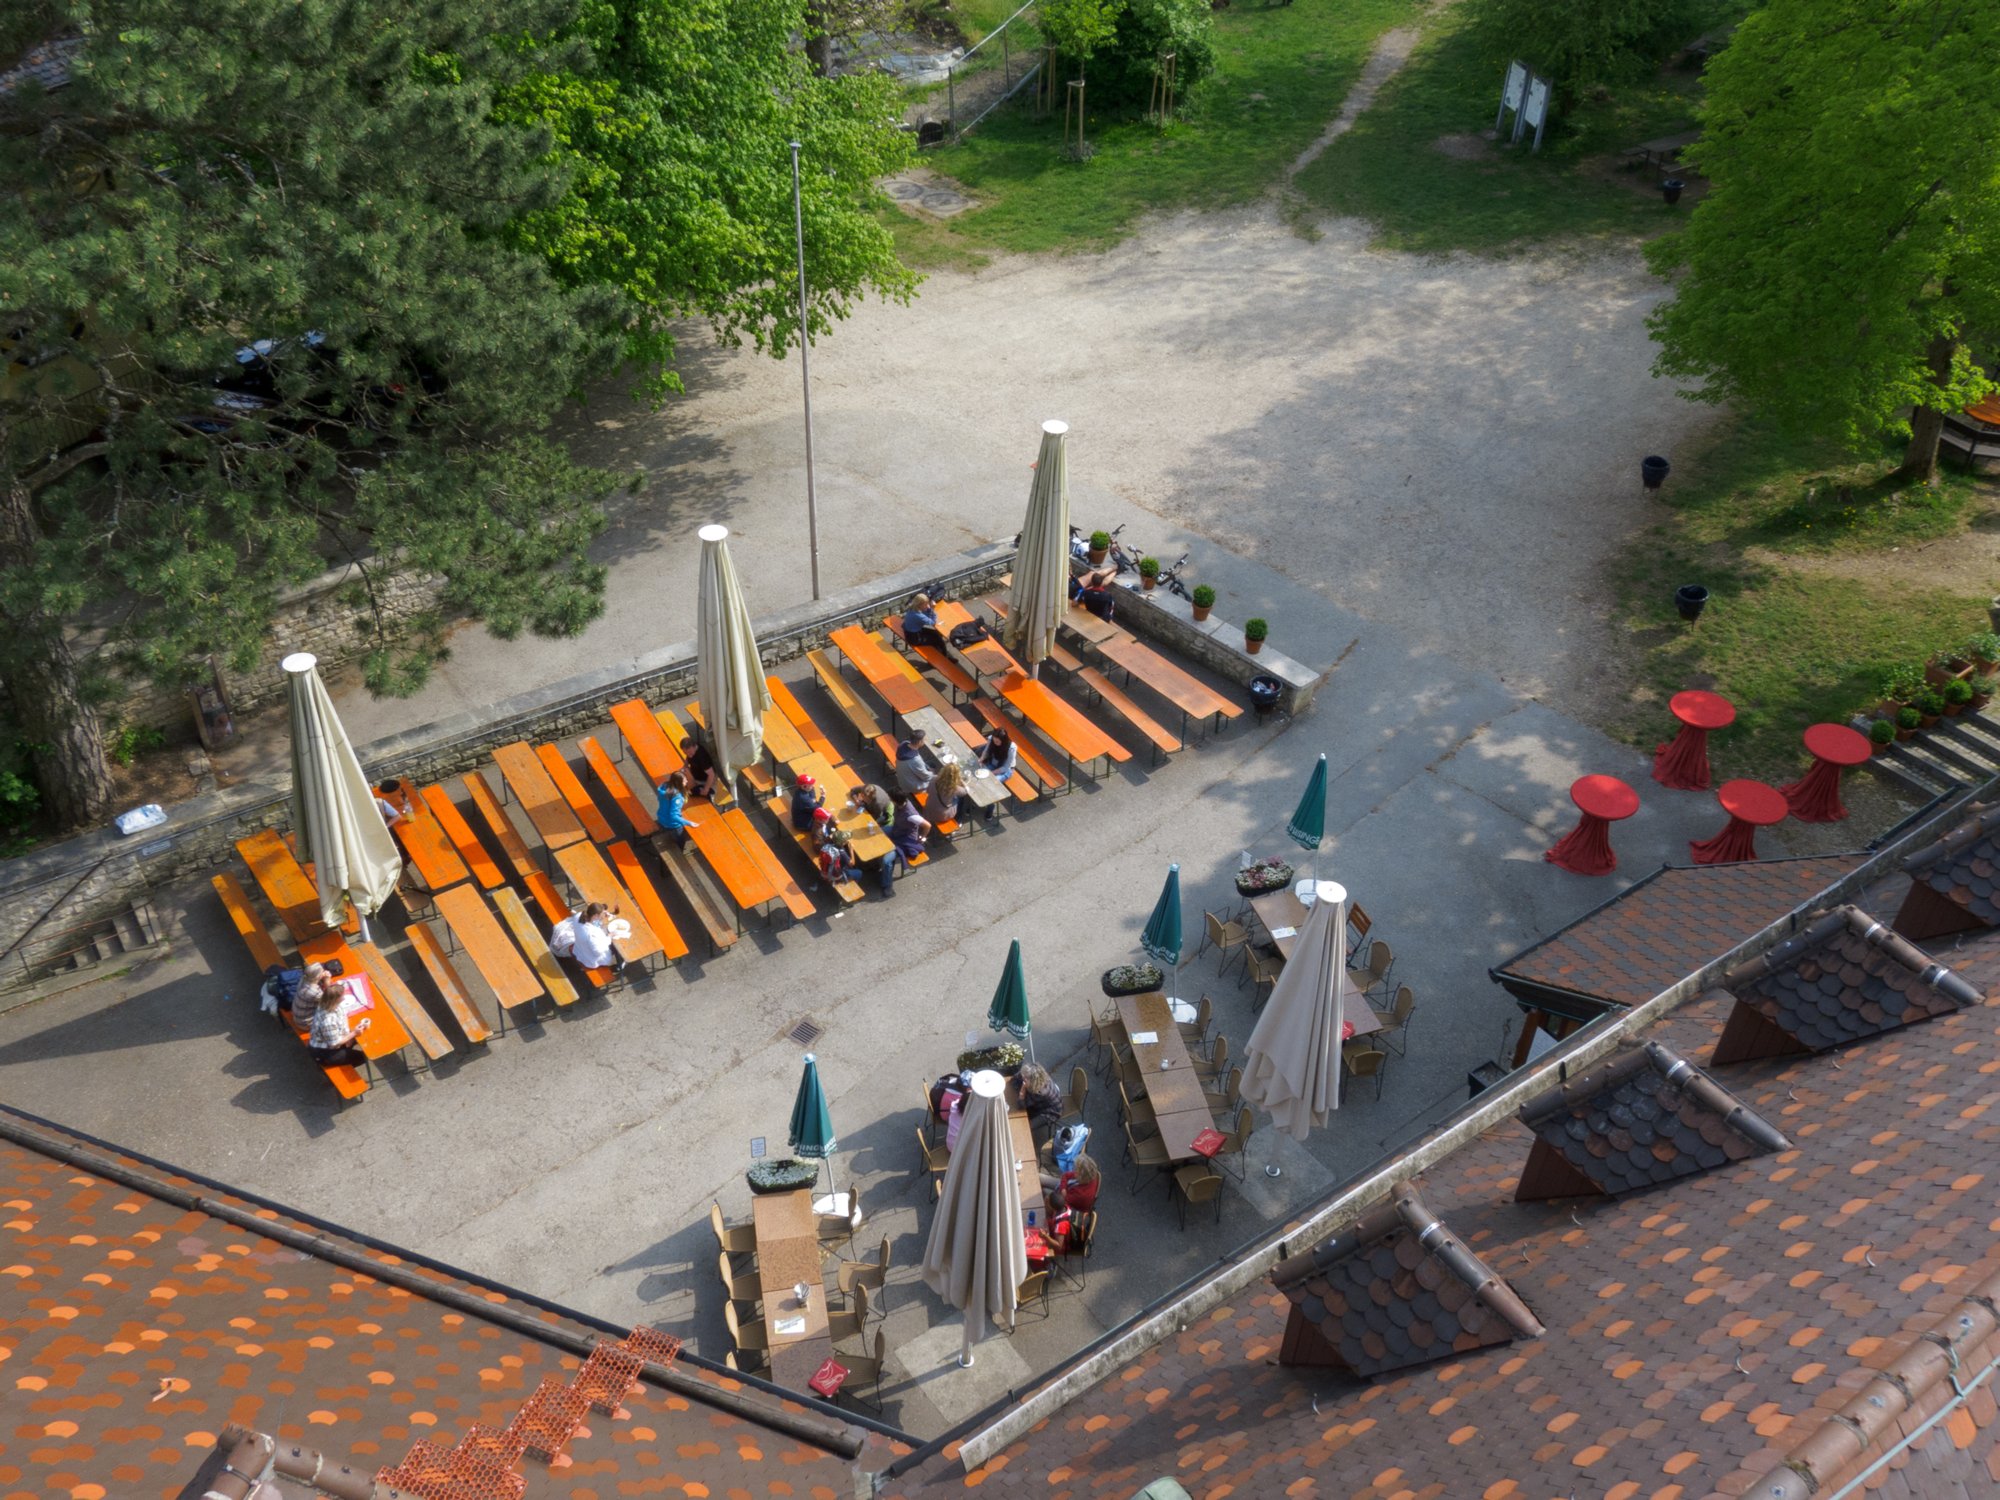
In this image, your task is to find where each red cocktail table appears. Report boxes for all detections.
[1778,723,1870,823]
[1689,778,1787,865]
[1653,690,1734,791]
[1545,774,1640,877]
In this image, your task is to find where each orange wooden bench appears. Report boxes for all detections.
[295,930,419,1066]
[683,701,779,795]
[433,883,546,1021]
[1096,635,1245,742]
[421,784,504,889]
[462,771,537,882]
[610,698,681,785]
[581,735,657,837]
[491,886,579,1009]
[609,840,691,961]
[213,873,367,1100]
[997,670,1129,780]
[968,696,1068,797]
[767,675,840,764]
[806,649,894,761]
[537,743,616,844]
[655,706,735,807]
[650,837,739,956]
[344,940,454,1065]
[720,805,817,922]
[385,780,471,893]
[406,921,493,1045]
[493,740,587,851]
[884,614,980,699]
[556,841,667,965]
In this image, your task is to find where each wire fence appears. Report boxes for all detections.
[908,1,1045,145]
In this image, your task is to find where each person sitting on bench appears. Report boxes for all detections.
[847,782,893,830]
[551,901,628,976]
[894,732,935,797]
[307,978,374,1068]
[976,728,1015,823]
[654,770,698,850]
[1069,568,1117,621]
[790,773,826,832]
[679,737,719,799]
[882,794,933,897]
[903,592,946,649]
[929,760,966,825]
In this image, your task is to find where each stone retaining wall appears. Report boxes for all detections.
[1101,579,1324,718]
[0,543,1014,984]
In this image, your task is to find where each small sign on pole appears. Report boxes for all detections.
[1495,60,1528,137]
[749,1137,766,1159]
[1521,73,1553,152]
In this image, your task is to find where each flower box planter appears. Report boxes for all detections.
[1234,859,1294,897]
[1101,965,1164,998]
[956,1043,1024,1076]
[746,1158,821,1195]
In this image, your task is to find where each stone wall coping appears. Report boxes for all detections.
[1114,580,1318,695]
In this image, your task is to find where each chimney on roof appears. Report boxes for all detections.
[1270,1188,1541,1377]
[1515,1041,1789,1202]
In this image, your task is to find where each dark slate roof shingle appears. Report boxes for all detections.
[1515,1039,1790,1199]
[1714,903,1979,1061]
[1271,1187,1542,1378]
[1495,855,1865,1009]
[1901,800,2000,926]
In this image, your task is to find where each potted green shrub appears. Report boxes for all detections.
[1916,689,1946,728]
[1972,676,1996,710]
[1089,530,1111,565]
[1868,718,1896,748]
[1896,705,1923,740]
[746,1158,821,1195]
[1138,556,1161,591]
[956,1042,1024,1076]
[1191,583,1216,623]
[1101,963,1164,998]
[1943,678,1974,716]
[1244,618,1269,655]
[1880,663,1927,708]
[1966,632,2000,673]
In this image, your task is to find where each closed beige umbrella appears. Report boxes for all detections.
[1240,880,1347,1140]
[1002,420,1070,676]
[695,524,771,789]
[283,652,402,940]
[921,1070,1027,1367]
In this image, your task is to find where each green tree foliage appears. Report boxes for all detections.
[504,0,918,388]
[1091,0,1217,113]
[1040,0,1125,73]
[1646,0,2000,482]
[0,0,626,827]
[1474,0,1697,103]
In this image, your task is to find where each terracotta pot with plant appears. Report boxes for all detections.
[1896,706,1922,741]
[1190,583,1216,623]
[1966,632,2000,674]
[1881,664,1926,710]
[1868,719,1896,750]
[1916,689,1946,728]
[1943,678,1974,717]
[1972,676,1997,711]
[1245,617,1269,655]
[1088,530,1111,565]
[1927,652,1972,687]
[1138,556,1160,590]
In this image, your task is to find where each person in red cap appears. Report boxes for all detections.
[789,773,826,832]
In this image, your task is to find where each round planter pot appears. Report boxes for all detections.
[1191,604,1212,623]
[1101,969,1164,998]
[1675,584,1709,622]
[1661,179,1685,205]
[1642,455,1672,490]
[1245,637,1265,655]
[1920,714,1941,730]
[1088,547,1107,565]
[1140,575,1157,590]
[1897,727,1917,742]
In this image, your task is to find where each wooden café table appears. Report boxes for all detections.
[1114,991,1220,1163]
[751,1186,834,1390]
[553,840,666,964]
[1245,887,1385,1040]
[492,740,587,852]
[902,705,1005,811]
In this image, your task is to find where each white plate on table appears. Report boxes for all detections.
[1168,999,1197,1024]
[973,768,991,779]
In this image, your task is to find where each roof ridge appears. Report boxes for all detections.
[1900,798,2000,877]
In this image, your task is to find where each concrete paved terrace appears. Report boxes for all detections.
[0,548,1848,1439]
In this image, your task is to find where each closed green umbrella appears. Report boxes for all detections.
[987,939,1033,1060]
[1141,864,1185,1007]
[1287,754,1328,852]
[788,1052,837,1199]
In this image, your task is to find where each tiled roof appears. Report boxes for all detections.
[1514,1039,1789,1200]
[1494,855,1865,1010]
[1713,903,1978,1062]
[0,36,78,98]
[0,1117,886,1498]
[1901,799,2000,926]
[885,911,2000,1500]
[1270,1187,1542,1378]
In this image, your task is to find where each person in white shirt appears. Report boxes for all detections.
[552,902,626,975]
[374,781,408,827]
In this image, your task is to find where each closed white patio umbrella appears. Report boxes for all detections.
[1002,419,1070,677]
[1239,880,1348,1141]
[283,652,401,942]
[921,1070,1027,1367]
[696,523,772,789]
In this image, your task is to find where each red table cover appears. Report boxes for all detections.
[1653,724,1715,790]
[1780,724,1869,823]
[1690,780,1786,864]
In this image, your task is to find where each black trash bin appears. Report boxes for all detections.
[1675,584,1709,622]
[1642,455,1672,490]
[1248,675,1282,718]
[1660,179,1685,205]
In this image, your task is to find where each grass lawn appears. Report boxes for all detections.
[1611,421,1998,779]
[905,0,1423,255]
[1293,1,1747,254]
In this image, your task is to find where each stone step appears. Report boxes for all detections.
[1938,714,2000,764]
[1905,731,1995,780]
[1864,756,1943,801]
[111,907,146,952]
[1872,741,1957,796]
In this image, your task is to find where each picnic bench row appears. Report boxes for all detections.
[215,590,1243,1100]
